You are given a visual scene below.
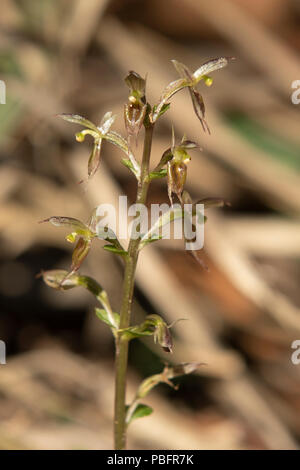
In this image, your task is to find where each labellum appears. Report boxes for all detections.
[167,160,187,205]
[166,134,192,205]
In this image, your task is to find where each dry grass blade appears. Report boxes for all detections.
[61,0,111,53]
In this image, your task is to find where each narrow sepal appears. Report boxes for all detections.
[57,113,99,132]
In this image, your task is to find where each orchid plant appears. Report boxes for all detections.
[40,57,232,450]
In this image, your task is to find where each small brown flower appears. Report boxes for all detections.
[124,71,147,144]
[152,57,233,131]
[166,131,199,204]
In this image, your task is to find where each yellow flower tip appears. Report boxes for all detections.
[65,232,77,243]
[128,95,137,105]
[75,131,85,142]
[203,75,213,87]
[183,156,191,164]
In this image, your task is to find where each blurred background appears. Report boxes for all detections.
[0,0,300,450]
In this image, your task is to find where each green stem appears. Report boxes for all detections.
[114,124,154,450]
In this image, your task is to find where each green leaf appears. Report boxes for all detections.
[76,275,104,298]
[96,225,125,253]
[152,103,170,119]
[140,206,185,246]
[148,169,167,180]
[121,158,134,171]
[139,235,163,249]
[103,245,128,257]
[95,308,120,329]
[121,325,154,340]
[121,158,141,179]
[126,404,153,424]
[121,317,154,340]
[86,285,117,329]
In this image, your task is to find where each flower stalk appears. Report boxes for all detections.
[40,57,232,450]
[114,123,154,450]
